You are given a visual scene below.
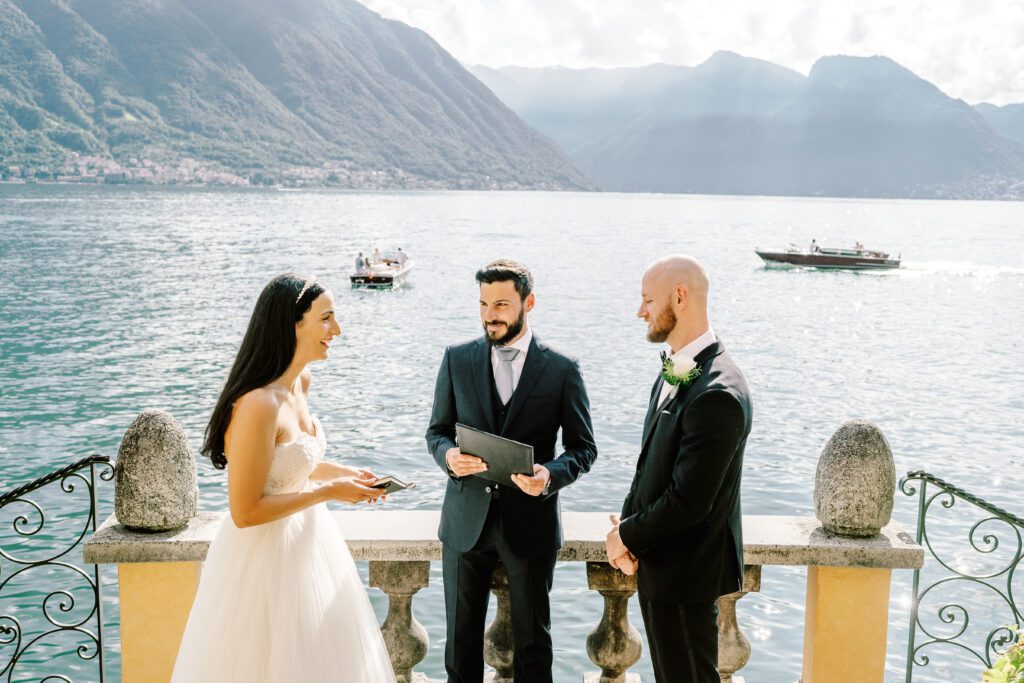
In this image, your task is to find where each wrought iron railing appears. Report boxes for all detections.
[0,455,113,683]
[901,470,1023,682]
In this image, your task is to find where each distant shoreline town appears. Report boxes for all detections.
[0,154,561,191]
[5,153,1024,200]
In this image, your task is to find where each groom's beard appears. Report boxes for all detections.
[484,309,525,346]
[646,306,676,343]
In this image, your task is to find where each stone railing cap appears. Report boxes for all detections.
[84,512,224,564]
[84,511,923,569]
[742,515,922,569]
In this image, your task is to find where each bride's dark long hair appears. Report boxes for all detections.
[202,274,326,469]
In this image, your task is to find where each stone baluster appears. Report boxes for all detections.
[369,560,430,683]
[484,563,515,682]
[717,565,762,683]
[584,561,643,683]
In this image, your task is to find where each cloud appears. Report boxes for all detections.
[359,0,1024,104]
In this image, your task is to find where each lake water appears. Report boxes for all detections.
[1,185,1021,682]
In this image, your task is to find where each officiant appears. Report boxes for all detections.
[425,259,598,683]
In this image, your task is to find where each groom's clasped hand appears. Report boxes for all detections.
[605,514,638,576]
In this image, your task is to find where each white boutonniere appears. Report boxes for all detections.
[660,351,701,398]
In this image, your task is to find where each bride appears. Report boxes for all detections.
[171,274,396,682]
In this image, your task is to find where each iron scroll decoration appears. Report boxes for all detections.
[0,455,113,682]
[900,470,1023,682]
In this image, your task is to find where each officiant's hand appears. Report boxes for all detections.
[606,515,637,576]
[511,464,550,496]
[445,447,488,478]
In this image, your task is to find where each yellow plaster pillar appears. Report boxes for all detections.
[802,565,892,683]
[118,561,202,683]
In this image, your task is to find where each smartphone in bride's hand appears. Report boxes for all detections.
[371,476,416,494]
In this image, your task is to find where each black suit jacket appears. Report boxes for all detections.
[426,335,597,557]
[619,340,752,603]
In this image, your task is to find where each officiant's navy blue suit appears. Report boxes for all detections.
[426,334,597,683]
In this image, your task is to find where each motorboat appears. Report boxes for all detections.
[755,245,900,270]
[350,258,415,289]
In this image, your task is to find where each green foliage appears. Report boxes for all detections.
[9,103,44,130]
[983,625,1024,683]
[45,127,99,153]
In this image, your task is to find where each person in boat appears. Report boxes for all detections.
[355,252,368,274]
[854,241,864,253]
[809,239,820,253]
[396,247,408,266]
[372,247,383,264]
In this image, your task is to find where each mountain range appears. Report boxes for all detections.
[0,0,592,189]
[3,0,1022,199]
[471,52,1024,199]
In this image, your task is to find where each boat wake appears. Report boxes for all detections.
[894,261,1024,280]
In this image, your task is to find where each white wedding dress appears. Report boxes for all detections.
[171,418,396,682]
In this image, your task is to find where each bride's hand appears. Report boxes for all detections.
[322,477,385,505]
[351,468,378,484]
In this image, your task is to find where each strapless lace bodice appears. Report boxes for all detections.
[264,417,325,495]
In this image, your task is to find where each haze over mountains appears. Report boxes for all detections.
[472,52,1024,199]
[976,103,1024,146]
[0,0,592,189]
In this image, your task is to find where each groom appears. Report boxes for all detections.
[426,259,597,683]
[606,255,752,683]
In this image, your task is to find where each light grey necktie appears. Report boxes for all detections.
[495,346,521,404]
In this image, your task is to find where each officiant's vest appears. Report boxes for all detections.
[488,369,512,432]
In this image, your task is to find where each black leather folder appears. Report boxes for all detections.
[455,423,534,485]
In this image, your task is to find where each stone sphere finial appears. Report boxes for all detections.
[114,410,198,532]
[814,419,895,537]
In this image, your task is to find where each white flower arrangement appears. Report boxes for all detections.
[660,351,701,398]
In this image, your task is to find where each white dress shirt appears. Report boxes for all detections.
[491,327,532,396]
[657,327,716,407]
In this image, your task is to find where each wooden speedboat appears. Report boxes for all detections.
[755,246,900,270]
[350,259,415,289]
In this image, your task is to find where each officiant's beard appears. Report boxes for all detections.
[484,309,525,346]
[646,306,676,343]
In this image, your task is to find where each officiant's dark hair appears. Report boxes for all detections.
[475,259,533,300]
[202,273,326,469]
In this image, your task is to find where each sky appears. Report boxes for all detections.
[360,0,1024,105]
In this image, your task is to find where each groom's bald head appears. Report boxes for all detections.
[638,255,711,350]
[645,255,709,304]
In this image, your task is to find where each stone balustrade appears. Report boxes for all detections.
[84,511,922,683]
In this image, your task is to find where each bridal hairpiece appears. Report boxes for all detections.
[295,276,319,303]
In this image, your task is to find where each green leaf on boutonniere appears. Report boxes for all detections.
[660,351,702,387]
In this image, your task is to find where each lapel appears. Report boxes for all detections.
[637,340,725,456]
[471,338,498,433]
[501,335,549,434]
[640,376,664,448]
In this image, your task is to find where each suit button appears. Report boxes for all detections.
[485,486,492,493]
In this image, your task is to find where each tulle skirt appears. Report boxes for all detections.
[171,503,396,682]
